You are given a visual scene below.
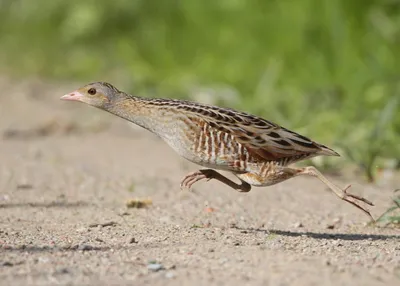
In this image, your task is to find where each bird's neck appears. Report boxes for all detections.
[104,96,167,134]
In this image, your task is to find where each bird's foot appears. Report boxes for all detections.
[180,170,215,191]
[298,166,374,221]
[338,184,375,221]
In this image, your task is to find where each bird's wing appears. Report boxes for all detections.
[202,109,339,162]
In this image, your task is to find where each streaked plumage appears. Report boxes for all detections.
[61,82,374,220]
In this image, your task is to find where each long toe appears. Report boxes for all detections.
[343,196,374,221]
[180,171,207,190]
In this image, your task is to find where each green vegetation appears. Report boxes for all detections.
[0,0,399,179]
[374,189,400,227]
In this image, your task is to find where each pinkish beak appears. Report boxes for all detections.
[60,91,84,101]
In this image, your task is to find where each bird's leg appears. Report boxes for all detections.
[294,166,374,220]
[180,169,251,192]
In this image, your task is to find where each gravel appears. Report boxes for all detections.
[0,78,399,286]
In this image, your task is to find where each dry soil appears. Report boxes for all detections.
[0,78,399,286]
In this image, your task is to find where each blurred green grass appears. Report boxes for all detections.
[374,189,400,227]
[0,0,399,179]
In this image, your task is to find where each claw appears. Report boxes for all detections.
[343,184,352,192]
[342,184,374,206]
[180,170,209,191]
[179,169,250,193]
[339,184,375,221]
[342,197,374,222]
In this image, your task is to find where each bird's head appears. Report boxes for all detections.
[60,82,121,108]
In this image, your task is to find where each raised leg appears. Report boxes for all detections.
[296,166,374,220]
[236,165,374,220]
[180,169,251,192]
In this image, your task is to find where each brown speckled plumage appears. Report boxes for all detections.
[61,82,374,220]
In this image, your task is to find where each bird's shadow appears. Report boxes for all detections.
[0,201,90,209]
[233,227,399,241]
[1,245,111,254]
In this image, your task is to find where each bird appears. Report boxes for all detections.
[61,82,374,220]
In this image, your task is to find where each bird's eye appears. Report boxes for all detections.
[88,88,96,95]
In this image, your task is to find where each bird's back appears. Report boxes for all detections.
[134,97,339,172]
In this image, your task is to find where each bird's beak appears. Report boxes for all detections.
[60,91,84,102]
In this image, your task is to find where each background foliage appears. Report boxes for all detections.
[0,0,399,180]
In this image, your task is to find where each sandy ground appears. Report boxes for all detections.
[0,78,399,286]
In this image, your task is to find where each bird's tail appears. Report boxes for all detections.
[317,144,340,157]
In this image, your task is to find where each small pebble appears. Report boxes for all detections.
[147,263,164,272]
[16,184,33,190]
[37,257,50,263]
[165,271,175,279]
[333,218,341,224]
[327,218,342,229]
[78,244,94,251]
[294,222,304,228]
[128,237,137,244]
[332,240,343,247]
[54,267,70,275]
[76,227,88,233]
[2,261,13,267]
[0,195,10,201]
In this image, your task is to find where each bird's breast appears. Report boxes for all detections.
[161,120,251,172]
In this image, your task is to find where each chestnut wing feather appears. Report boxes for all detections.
[202,110,338,163]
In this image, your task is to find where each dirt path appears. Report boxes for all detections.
[0,79,399,286]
